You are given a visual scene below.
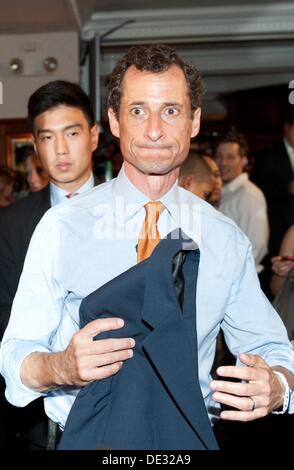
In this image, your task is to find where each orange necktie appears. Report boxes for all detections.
[137,201,165,262]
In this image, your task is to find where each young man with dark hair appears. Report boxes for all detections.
[0,80,99,449]
[1,46,293,450]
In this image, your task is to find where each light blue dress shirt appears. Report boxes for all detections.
[50,173,95,206]
[1,165,293,429]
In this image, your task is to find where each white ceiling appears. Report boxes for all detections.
[1,0,293,120]
[0,0,285,34]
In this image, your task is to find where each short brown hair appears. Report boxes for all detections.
[216,128,249,158]
[179,151,212,182]
[107,44,204,117]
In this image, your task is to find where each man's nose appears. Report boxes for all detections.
[55,135,68,155]
[145,112,165,141]
[216,157,226,168]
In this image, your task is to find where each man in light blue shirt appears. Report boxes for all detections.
[1,45,294,444]
[0,80,99,449]
[0,80,100,338]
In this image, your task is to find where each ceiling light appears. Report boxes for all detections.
[43,57,58,72]
[9,58,23,74]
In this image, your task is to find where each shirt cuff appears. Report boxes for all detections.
[2,341,50,407]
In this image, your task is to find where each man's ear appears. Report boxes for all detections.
[179,174,193,190]
[242,156,249,168]
[90,123,99,151]
[108,108,120,138]
[191,107,201,138]
[31,135,37,154]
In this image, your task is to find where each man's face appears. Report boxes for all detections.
[33,105,98,190]
[215,142,246,184]
[108,65,201,180]
[203,156,222,205]
[284,123,294,148]
[25,155,49,192]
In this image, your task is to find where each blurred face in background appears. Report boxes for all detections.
[203,155,222,206]
[215,142,247,184]
[0,180,13,198]
[0,169,15,206]
[24,153,49,192]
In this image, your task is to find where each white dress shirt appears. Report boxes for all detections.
[50,173,95,206]
[1,166,293,429]
[219,173,269,273]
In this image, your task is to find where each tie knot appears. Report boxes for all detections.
[144,201,165,224]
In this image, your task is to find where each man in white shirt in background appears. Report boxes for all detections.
[215,129,269,274]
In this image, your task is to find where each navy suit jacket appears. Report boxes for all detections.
[59,230,218,450]
[0,185,51,338]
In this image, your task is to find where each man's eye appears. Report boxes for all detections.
[131,108,144,116]
[41,135,51,141]
[165,108,179,116]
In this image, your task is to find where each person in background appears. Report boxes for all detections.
[0,80,99,450]
[271,225,294,297]
[203,154,222,207]
[179,150,214,201]
[180,151,227,380]
[252,107,294,258]
[215,129,269,274]
[0,166,15,208]
[23,147,49,193]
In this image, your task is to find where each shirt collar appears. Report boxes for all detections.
[112,164,180,222]
[50,173,95,207]
[222,172,248,196]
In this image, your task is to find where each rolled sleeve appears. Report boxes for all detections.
[0,340,50,406]
[0,209,65,407]
[223,241,294,412]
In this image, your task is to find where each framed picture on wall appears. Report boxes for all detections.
[6,133,33,171]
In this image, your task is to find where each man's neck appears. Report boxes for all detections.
[223,172,244,186]
[50,171,92,194]
[124,163,178,200]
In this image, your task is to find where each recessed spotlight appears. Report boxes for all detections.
[43,57,58,72]
[9,58,23,74]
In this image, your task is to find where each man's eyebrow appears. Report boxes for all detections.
[128,101,145,106]
[127,101,183,107]
[36,124,82,136]
[163,102,183,107]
